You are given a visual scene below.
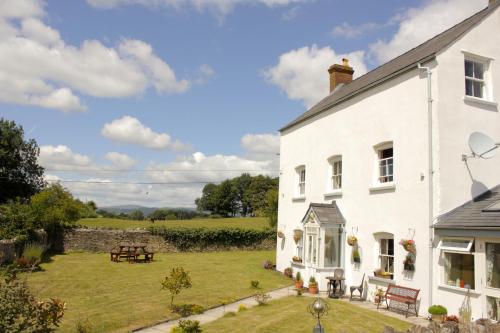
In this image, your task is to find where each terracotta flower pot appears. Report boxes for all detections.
[309,285,318,294]
[295,280,304,289]
[431,314,444,323]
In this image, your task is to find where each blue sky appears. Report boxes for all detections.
[0,0,487,207]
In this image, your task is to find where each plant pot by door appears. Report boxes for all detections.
[308,285,318,294]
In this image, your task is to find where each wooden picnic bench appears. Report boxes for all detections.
[377,284,419,318]
[110,243,155,263]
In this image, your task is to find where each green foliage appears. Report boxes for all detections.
[309,276,317,285]
[254,293,271,306]
[0,273,65,332]
[128,209,144,221]
[150,227,275,251]
[171,320,202,333]
[171,304,205,317]
[264,188,278,228]
[162,266,192,306]
[428,305,448,315]
[295,272,302,282]
[17,242,45,269]
[78,201,98,218]
[0,118,45,204]
[31,183,82,228]
[283,267,293,278]
[0,200,35,240]
[250,280,260,289]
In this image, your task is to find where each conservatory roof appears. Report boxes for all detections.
[302,202,345,225]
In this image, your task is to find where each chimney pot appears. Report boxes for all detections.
[328,59,354,93]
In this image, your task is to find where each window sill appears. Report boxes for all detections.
[324,190,342,198]
[463,96,498,108]
[368,276,396,285]
[369,182,396,192]
[438,284,480,296]
[292,196,306,202]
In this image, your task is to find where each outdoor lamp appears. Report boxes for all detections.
[308,295,330,333]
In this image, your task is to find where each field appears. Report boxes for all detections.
[77,217,269,230]
[203,296,412,333]
[26,250,288,332]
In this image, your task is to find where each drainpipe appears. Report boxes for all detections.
[418,62,434,307]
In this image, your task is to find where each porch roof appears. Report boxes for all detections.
[302,202,345,225]
[434,184,500,230]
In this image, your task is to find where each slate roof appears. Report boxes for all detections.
[302,202,345,225]
[280,2,500,133]
[434,185,500,230]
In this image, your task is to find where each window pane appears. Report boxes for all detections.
[486,243,500,289]
[388,239,394,256]
[465,79,473,96]
[381,148,393,159]
[473,81,483,98]
[474,62,484,79]
[324,228,340,267]
[465,60,474,77]
[444,252,475,289]
[381,239,387,255]
[312,235,317,264]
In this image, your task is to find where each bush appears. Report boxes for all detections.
[171,320,202,333]
[0,272,65,332]
[428,305,448,315]
[250,280,260,289]
[262,260,274,270]
[254,293,271,306]
[150,227,275,251]
[284,267,293,278]
[22,242,45,265]
[162,267,192,306]
[171,304,205,317]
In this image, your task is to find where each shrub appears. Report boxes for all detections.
[309,276,317,284]
[250,280,260,289]
[237,304,247,312]
[171,320,202,333]
[162,267,192,306]
[171,304,205,317]
[0,272,65,332]
[21,242,45,267]
[284,267,293,278]
[254,293,271,306]
[262,260,274,270]
[150,227,275,251]
[428,305,448,315]
[295,271,302,282]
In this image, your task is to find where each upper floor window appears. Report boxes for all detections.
[328,156,342,191]
[377,145,393,183]
[295,166,306,197]
[465,58,486,99]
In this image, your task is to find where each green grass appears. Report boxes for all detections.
[25,251,288,333]
[77,217,269,230]
[203,296,412,333]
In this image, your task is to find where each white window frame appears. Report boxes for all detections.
[294,165,306,199]
[438,237,476,291]
[462,51,495,104]
[374,142,394,185]
[326,155,342,193]
[438,237,474,252]
[379,237,394,274]
[305,226,319,266]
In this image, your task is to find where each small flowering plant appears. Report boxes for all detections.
[347,235,358,246]
[399,239,416,253]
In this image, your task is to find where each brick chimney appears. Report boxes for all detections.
[328,58,354,93]
[490,0,497,6]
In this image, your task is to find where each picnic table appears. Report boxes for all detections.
[110,243,155,263]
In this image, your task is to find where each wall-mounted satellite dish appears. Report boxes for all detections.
[469,132,498,159]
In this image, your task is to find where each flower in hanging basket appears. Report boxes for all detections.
[347,235,358,246]
[277,231,285,239]
[352,248,361,263]
[399,239,416,253]
[293,229,303,243]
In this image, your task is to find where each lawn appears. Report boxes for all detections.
[77,217,269,230]
[203,296,412,333]
[25,250,289,333]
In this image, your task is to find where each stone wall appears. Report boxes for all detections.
[0,239,16,264]
[63,228,276,252]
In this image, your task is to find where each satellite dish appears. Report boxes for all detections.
[469,132,498,159]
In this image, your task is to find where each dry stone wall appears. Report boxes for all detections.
[63,228,275,252]
[0,239,16,264]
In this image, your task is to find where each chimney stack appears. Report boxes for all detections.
[328,58,354,93]
[490,0,497,6]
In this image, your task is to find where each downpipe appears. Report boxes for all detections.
[418,62,434,307]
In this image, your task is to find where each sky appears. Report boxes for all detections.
[0,0,488,208]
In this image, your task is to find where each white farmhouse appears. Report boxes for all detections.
[276,0,500,320]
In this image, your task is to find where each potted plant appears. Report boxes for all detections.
[374,269,393,279]
[400,239,416,254]
[373,287,385,304]
[284,267,293,278]
[293,229,303,243]
[295,272,304,289]
[352,248,361,263]
[404,253,415,271]
[347,235,357,246]
[292,256,302,263]
[308,276,318,294]
[428,305,448,323]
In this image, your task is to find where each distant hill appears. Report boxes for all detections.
[99,205,196,216]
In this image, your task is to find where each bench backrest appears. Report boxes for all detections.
[386,284,420,300]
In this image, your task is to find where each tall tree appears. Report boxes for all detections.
[0,119,45,203]
[232,173,252,216]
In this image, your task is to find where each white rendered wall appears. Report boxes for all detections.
[277,67,435,311]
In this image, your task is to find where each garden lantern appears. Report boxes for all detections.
[307,295,330,333]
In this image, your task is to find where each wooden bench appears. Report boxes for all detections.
[377,284,419,317]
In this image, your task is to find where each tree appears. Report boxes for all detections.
[195,183,218,212]
[232,173,252,216]
[0,119,45,203]
[264,188,279,228]
[244,176,276,216]
[128,210,144,221]
[161,267,192,306]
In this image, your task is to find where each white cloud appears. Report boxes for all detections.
[264,45,367,108]
[101,116,191,151]
[39,145,94,171]
[332,22,383,39]
[369,0,487,64]
[104,152,137,169]
[0,1,195,112]
[241,133,279,160]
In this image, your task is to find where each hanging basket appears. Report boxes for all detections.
[293,229,303,243]
[347,235,358,246]
[400,239,416,254]
[277,230,285,239]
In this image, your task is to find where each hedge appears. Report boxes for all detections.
[148,226,276,251]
